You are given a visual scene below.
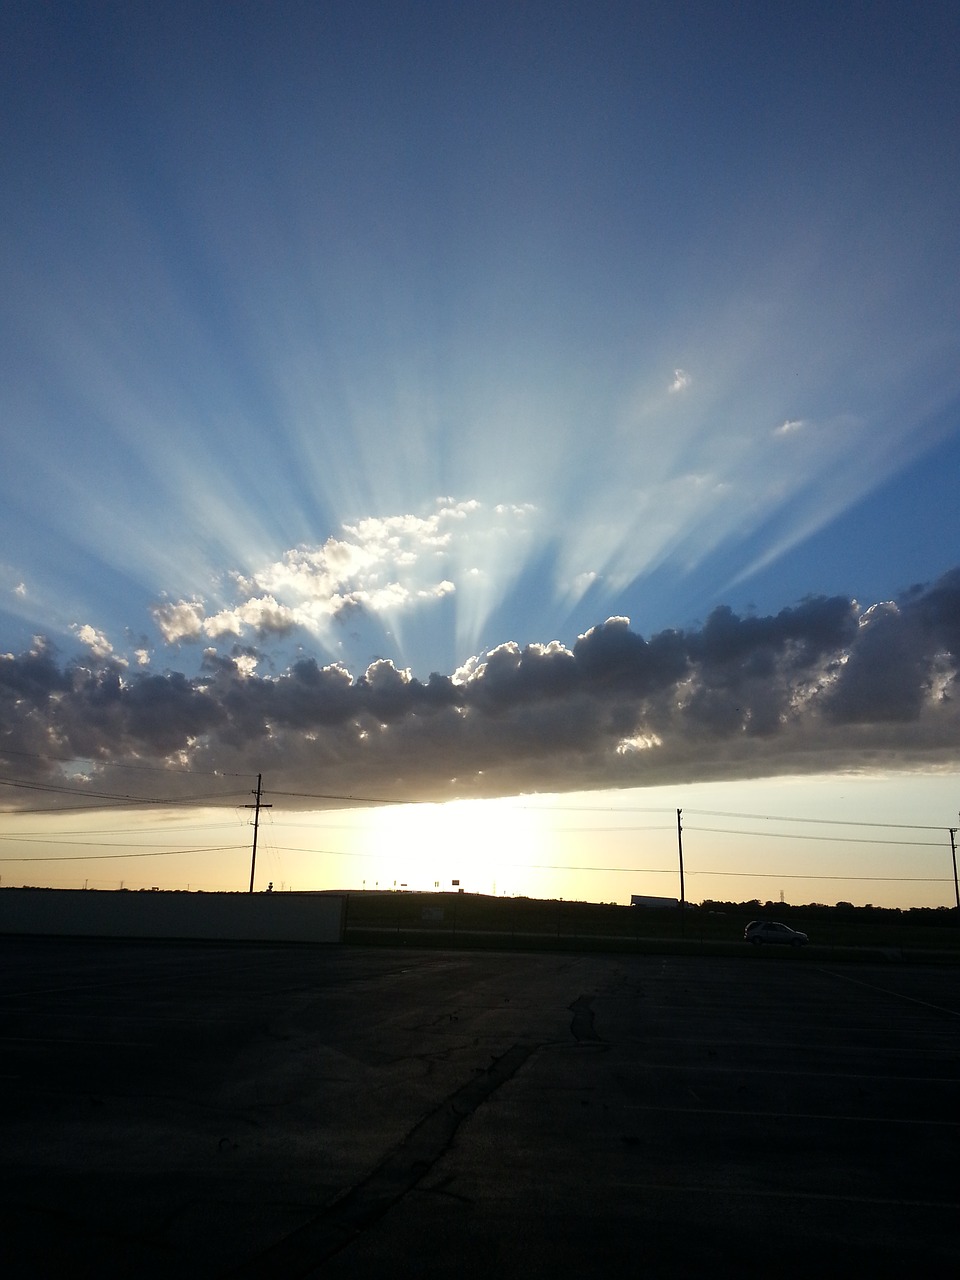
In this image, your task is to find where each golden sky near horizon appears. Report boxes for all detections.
[2,770,956,912]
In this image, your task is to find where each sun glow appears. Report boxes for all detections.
[359,797,549,896]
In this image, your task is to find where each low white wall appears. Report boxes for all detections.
[0,888,346,943]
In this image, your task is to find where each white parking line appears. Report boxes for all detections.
[0,1034,148,1047]
[621,1102,958,1127]
[607,1181,957,1210]
[815,967,960,1018]
[637,1062,959,1083]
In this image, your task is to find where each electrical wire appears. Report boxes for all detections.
[686,824,947,848]
[267,789,416,805]
[685,807,953,832]
[230,845,952,885]
[1,770,955,892]
[0,845,247,863]
[688,869,950,882]
[0,774,249,807]
[0,821,244,840]
[0,747,252,777]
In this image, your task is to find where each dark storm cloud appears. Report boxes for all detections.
[2,572,959,809]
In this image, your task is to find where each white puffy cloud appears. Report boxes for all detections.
[150,499,533,649]
[152,600,206,643]
[71,623,115,659]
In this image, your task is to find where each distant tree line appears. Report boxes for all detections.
[698,899,957,926]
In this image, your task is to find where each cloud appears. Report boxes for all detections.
[669,368,691,393]
[775,418,805,435]
[2,570,959,810]
[153,600,206,644]
[148,499,529,653]
[70,623,116,661]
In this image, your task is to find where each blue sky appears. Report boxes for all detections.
[2,3,959,903]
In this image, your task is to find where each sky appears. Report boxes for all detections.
[1,2,959,908]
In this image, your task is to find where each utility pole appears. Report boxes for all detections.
[950,826,959,918]
[245,774,272,893]
[677,808,686,933]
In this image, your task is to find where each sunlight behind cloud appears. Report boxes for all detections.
[548,258,960,617]
[148,500,543,670]
[11,138,954,679]
[359,797,550,896]
[2,2,958,699]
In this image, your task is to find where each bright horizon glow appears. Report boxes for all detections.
[2,771,957,911]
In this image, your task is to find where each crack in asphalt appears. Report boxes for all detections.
[222,1042,537,1279]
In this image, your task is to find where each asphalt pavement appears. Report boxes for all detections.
[1,937,957,1278]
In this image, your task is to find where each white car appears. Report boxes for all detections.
[744,920,808,947]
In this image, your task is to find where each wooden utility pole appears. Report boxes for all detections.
[245,774,272,893]
[677,808,686,933]
[950,825,959,917]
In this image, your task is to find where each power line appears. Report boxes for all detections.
[0,802,210,816]
[0,747,251,777]
[685,807,951,832]
[0,833,241,848]
[267,789,416,805]
[0,844,245,865]
[516,803,678,815]
[520,824,677,834]
[249,845,952,885]
[513,801,956,833]
[1,768,952,838]
[690,869,950,882]
[687,824,947,848]
[264,844,409,861]
[267,791,955,836]
[0,821,243,840]
[2,833,952,886]
[2,770,955,897]
[0,774,248,806]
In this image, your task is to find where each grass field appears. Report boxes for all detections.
[343,890,960,960]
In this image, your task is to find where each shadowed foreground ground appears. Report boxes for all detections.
[1,937,957,1278]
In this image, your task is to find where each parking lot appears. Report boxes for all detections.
[1,937,957,1277]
